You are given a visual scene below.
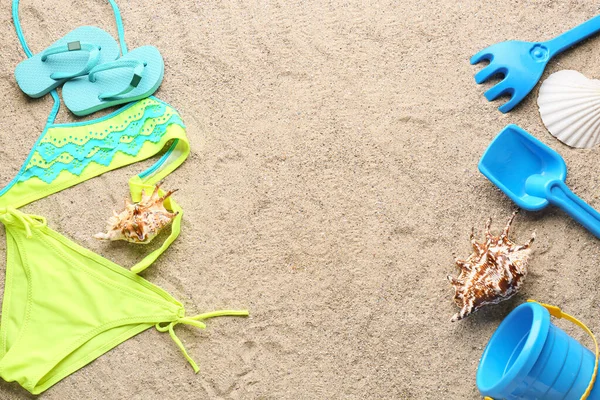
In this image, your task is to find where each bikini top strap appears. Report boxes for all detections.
[129,134,190,274]
[107,0,128,55]
[12,0,128,58]
[12,0,128,124]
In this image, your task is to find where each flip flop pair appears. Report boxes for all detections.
[15,26,163,116]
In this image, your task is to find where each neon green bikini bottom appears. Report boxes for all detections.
[0,98,247,394]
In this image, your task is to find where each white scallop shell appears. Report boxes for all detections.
[537,70,600,148]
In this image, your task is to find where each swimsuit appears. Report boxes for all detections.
[0,0,247,394]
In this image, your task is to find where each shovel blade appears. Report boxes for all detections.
[478,124,567,211]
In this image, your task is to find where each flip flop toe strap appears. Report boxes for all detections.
[88,59,145,100]
[41,41,101,80]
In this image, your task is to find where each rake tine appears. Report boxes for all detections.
[474,64,503,84]
[470,48,493,65]
[498,92,524,113]
[484,81,513,102]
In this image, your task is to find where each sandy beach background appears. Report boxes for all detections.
[1,0,600,398]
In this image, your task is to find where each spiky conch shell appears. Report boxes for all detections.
[94,183,179,244]
[447,212,535,322]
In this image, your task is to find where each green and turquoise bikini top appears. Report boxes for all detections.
[0,97,187,209]
[0,96,189,273]
[0,0,248,395]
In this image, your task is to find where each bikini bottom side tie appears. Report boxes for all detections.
[0,207,47,237]
[156,310,250,373]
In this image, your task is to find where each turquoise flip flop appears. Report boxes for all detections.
[15,26,120,98]
[62,45,164,116]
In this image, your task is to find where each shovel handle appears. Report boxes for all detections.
[546,15,600,58]
[545,179,600,239]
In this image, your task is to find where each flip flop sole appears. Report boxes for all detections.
[15,26,120,98]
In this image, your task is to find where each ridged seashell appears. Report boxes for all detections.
[538,70,600,148]
[447,212,535,322]
[94,183,178,244]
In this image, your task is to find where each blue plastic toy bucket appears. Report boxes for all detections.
[476,302,599,399]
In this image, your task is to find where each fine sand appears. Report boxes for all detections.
[1,1,600,399]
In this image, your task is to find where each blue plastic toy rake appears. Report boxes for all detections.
[471,15,600,113]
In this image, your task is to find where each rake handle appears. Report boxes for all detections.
[546,15,600,58]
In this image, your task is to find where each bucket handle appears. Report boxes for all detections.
[483,300,599,400]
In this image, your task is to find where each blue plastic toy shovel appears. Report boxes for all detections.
[479,124,600,238]
[471,15,600,113]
